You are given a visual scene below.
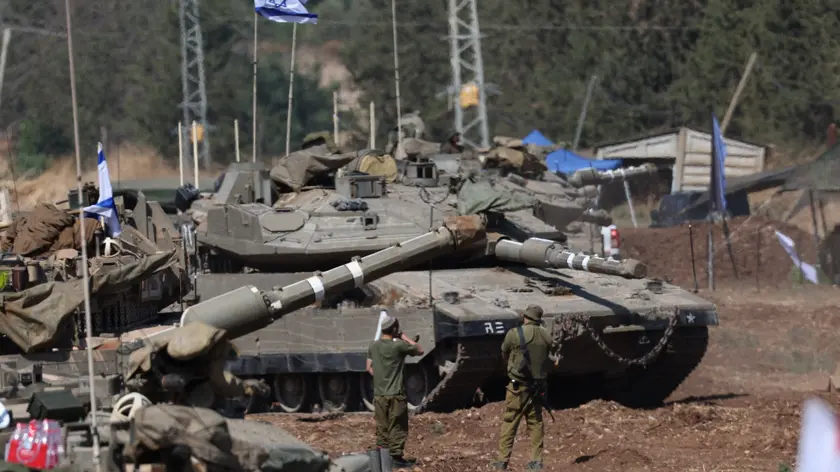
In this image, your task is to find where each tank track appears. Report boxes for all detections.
[414,338,502,413]
[604,326,710,408]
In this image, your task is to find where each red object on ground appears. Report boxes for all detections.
[5,419,64,469]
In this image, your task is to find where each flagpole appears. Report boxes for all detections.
[391,0,402,137]
[284,23,297,156]
[65,0,101,469]
[252,11,258,163]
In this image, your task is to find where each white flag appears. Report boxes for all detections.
[82,143,121,237]
[797,398,840,472]
[775,230,818,284]
[373,310,388,341]
[255,0,318,24]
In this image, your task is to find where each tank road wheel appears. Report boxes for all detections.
[405,363,437,412]
[317,374,357,412]
[273,374,309,413]
[360,373,375,412]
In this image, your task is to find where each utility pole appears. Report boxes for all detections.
[179,0,210,168]
[447,0,490,149]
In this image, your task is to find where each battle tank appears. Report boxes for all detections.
[0,183,188,356]
[0,214,484,472]
[159,140,717,415]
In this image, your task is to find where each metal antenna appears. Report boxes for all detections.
[179,0,210,168]
[65,0,101,470]
[447,0,490,149]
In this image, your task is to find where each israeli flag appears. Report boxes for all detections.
[83,143,121,237]
[255,0,318,24]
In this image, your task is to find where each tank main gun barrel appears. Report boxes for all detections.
[494,237,647,279]
[568,163,658,188]
[179,215,487,340]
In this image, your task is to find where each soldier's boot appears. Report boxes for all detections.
[524,461,543,470]
[392,456,416,469]
[490,461,508,470]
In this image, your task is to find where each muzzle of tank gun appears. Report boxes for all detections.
[579,208,613,227]
[568,163,658,188]
[494,238,647,279]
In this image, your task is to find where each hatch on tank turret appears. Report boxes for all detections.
[335,174,386,199]
[400,161,439,187]
[214,163,273,205]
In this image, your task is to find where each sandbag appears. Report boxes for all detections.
[345,151,398,183]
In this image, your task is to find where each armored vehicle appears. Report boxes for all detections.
[0,213,485,472]
[163,147,716,415]
[0,184,188,355]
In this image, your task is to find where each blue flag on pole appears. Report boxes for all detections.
[255,0,318,24]
[710,114,727,213]
[83,143,121,237]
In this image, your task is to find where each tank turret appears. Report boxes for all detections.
[148,214,486,343]
[494,237,646,278]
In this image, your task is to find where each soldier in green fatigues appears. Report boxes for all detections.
[492,305,552,471]
[366,314,424,468]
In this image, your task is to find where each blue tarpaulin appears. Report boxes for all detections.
[522,130,622,174]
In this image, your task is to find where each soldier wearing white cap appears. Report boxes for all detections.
[366,313,423,468]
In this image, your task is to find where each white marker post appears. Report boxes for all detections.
[234,119,241,163]
[178,121,184,186]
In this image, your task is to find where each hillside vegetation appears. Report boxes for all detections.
[2,0,837,173]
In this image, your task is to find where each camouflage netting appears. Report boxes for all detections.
[456,176,536,215]
[0,203,99,257]
[0,249,179,352]
[781,143,840,192]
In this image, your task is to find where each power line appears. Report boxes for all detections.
[317,19,705,32]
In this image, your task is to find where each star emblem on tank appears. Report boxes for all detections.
[686,313,696,324]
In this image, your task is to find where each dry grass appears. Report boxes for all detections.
[0,143,221,211]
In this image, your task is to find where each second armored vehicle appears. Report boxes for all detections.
[165,146,717,414]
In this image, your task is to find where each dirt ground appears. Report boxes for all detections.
[251,276,839,471]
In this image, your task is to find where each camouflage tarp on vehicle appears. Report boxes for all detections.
[456,176,536,215]
[1,204,100,257]
[0,249,179,353]
[269,145,356,192]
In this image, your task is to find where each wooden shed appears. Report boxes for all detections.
[594,127,768,193]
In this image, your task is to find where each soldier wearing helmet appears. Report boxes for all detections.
[492,304,552,470]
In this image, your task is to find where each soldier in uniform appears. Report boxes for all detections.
[440,131,464,154]
[492,304,552,470]
[366,314,424,468]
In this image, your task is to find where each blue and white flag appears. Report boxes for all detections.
[255,0,318,24]
[775,230,819,284]
[83,143,121,237]
[710,114,728,213]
